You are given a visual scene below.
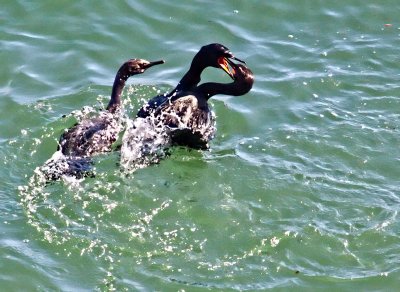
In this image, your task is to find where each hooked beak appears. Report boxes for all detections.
[145,59,165,69]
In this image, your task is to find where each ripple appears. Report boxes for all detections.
[2,0,400,290]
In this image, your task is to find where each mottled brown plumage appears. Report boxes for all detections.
[59,59,164,157]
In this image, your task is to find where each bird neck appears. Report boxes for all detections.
[196,80,245,100]
[196,66,253,101]
[174,55,205,92]
[107,70,129,113]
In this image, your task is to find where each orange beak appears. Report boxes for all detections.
[218,57,235,80]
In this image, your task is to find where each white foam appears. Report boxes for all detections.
[120,116,171,172]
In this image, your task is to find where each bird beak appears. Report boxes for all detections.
[231,56,246,64]
[146,60,165,69]
[218,57,235,80]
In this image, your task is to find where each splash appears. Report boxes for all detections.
[39,150,95,180]
[120,116,172,172]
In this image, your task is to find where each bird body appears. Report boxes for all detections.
[59,59,164,157]
[154,93,216,148]
[58,111,121,157]
[148,61,254,149]
[42,58,164,180]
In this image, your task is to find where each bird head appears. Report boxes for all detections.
[123,58,165,76]
[196,43,246,79]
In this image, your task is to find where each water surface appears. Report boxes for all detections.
[1,1,400,290]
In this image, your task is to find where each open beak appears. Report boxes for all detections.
[145,59,165,69]
[218,57,235,80]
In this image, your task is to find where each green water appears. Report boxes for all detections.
[1,1,400,290]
